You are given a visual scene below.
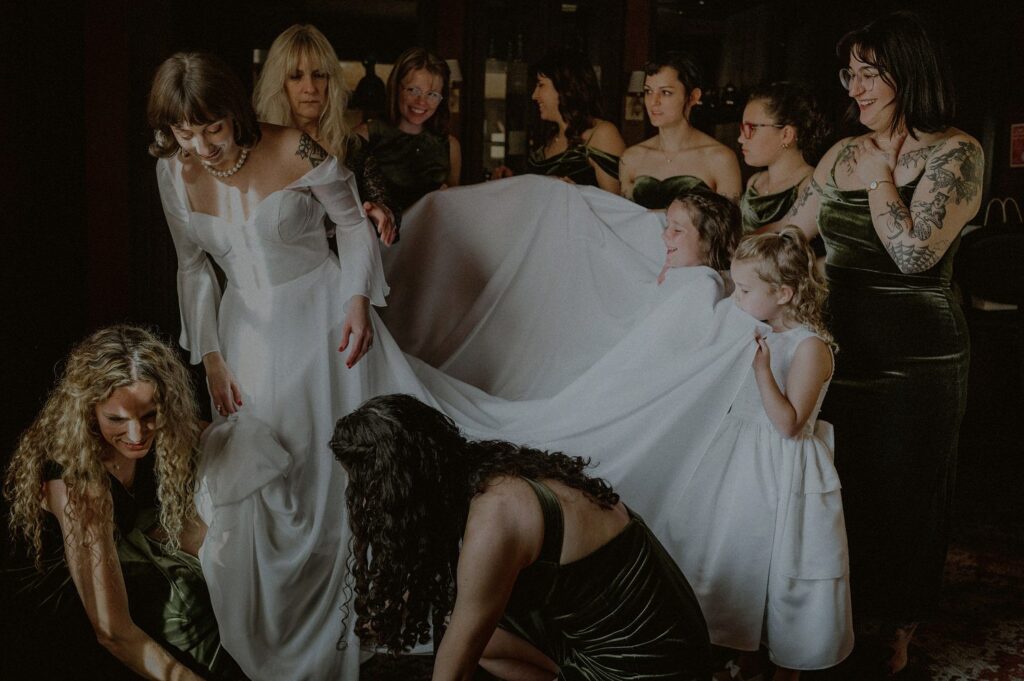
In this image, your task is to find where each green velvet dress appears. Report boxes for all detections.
[815,162,969,623]
[499,478,712,681]
[16,455,243,679]
[526,144,619,188]
[631,175,710,209]
[363,119,450,211]
[739,181,804,233]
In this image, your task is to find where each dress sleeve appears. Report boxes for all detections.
[345,137,403,237]
[288,156,389,307]
[156,158,222,364]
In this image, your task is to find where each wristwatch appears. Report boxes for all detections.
[868,179,894,191]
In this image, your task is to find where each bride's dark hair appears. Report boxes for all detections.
[329,393,619,653]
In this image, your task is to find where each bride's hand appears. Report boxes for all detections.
[339,295,373,368]
[203,352,243,416]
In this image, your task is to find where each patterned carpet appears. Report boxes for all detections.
[361,521,1024,681]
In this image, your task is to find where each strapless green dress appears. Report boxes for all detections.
[364,119,450,211]
[526,144,619,188]
[739,181,804,233]
[815,162,969,623]
[631,175,710,209]
[499,478,712,681]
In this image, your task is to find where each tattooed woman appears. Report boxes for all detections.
[785,11,982,675]
[150,52,386,679]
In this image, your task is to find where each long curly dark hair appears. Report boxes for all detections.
[530,50,605,152]
[329,394,619,653]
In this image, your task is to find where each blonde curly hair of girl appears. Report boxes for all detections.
[733,227,836,349]
[253,24,352,159]
[4,325,202,569]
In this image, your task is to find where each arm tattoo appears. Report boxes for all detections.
[897,145,936,170]
[880,201,911,237]
[910,191,949,240]
[884,239,947,273]
[924,140,983,204]
[297,133,328,168]
[836,143,858,176]
[786,183,813,218]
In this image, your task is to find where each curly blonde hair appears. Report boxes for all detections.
[253,24,351,159]
[733,227,835,348]
[4,325,201,568]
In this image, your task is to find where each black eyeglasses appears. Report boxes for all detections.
[740,122,784,139]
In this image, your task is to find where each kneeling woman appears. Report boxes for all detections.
[330,394,712,681]
[4,325,239,680]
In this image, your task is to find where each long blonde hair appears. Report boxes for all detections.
[733,227,835,348]
[253,24,351,159]
[4,325,202,567]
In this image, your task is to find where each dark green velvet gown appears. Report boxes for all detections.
[20,455,243,679]
[631,175,710,209]
[739,182,804,233]
[363,119,450,211]
[526,144,619,188]
[499,478,712,681]
[815,163,969,623]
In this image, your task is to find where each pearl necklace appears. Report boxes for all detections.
[202,148,249,178]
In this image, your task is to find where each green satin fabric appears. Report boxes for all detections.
[526,144,620,187]
[631,175,710,210]
[739,182,803,233]
[500,478,712,681]
[365,119,450,211]
[816,175,969,622]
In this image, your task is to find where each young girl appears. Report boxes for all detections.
[658,187,741,285]
[674,228,853,680]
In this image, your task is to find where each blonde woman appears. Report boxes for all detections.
[4,325,239,681]
[254,23,398,243]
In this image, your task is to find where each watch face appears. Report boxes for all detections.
[869,180,879,190]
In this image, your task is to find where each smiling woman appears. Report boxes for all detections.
[782,11,983,674]
[3,325,240,681]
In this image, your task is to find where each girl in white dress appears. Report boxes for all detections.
[148,52,384,681]
[673,228,853,680]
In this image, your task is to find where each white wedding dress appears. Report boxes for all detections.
[157,155,387,681]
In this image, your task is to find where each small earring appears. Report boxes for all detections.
[781,142,790,149]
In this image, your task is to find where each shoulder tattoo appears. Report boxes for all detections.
[924,140,983,204]
[897,145,937,170]
[836,143,858,176]
[297,133,328,168]
[786,183,814,217]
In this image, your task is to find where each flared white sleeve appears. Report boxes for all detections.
[288,156,389,307]
[156,159,222,364]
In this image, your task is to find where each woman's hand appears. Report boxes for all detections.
[854,132,907,186]
[364,201,397,246]
[339,295,373,368]
[202,352,242,416]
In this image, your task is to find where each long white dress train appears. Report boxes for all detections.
[157,155,386,681]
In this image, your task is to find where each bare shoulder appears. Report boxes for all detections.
[621,138,655,164]
[812,136,856,182]
[467,477,540,537]
[586,119,626,152]
[793,334,833,381]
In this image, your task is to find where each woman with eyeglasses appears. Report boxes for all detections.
[785,11,982,675]
[254,24,399,245]
[620,52,741,209]
[351,47,461,229]
[737,82,828,237]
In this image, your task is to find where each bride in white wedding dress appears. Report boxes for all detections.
[150,53,383,681]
